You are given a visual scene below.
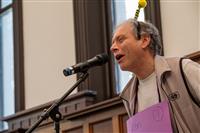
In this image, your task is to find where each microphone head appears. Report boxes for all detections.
[63,53,109,77]
[96,53,109,64]
[63,67,73,76]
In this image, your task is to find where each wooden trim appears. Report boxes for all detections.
[118,113,128,133]
[144,0,164,55]
[64,96,122,120]
[12,0,25,112]
[112,116,120,133]
[83,123,90,133]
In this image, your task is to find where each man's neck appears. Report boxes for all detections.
[133,55,155,80]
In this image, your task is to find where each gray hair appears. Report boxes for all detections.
[124,19,162,55]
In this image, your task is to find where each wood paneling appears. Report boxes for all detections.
[1,96,127,133]
[63,126,83,133]
[90,119,113,133]
[119,114,129,133]
[1,91,96,132]
[112,116,120,133]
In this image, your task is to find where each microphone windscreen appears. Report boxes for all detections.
[96,53,109,64]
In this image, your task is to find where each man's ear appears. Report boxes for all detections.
[140,34,151,49]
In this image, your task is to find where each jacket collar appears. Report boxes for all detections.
[120,55,171,101]
[154,55,171,81]
[119,76,138,102]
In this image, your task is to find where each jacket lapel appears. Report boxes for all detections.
[120,76,138,116]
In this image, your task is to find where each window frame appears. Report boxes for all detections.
[0,0,24,114]
[12,0,25,112]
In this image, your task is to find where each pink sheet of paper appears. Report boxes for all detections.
[127,101,173,133]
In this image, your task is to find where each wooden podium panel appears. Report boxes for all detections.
[1,96,128,133]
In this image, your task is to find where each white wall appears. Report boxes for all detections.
[22,0,76,109]
[199,1,200,49]
[160,0,200,57]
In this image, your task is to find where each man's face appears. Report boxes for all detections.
[110,23,144,72]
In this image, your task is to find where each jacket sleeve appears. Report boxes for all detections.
[182,59,200,103]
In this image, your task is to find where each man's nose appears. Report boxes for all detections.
[110,42,118,53]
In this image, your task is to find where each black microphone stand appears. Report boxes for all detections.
[25,72,89,133]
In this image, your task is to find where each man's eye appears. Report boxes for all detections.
[118,37,124,43]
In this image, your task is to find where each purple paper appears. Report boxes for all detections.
[127,101,173,133]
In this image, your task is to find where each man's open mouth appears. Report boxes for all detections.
[116,54,124,61]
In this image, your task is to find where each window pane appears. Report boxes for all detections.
[112,0,144,93]
[1,0,13,8]
[0,8,14,130]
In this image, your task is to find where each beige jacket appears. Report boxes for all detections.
[120,55,200,133]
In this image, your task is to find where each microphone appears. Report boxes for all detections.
[63,53,108,76]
